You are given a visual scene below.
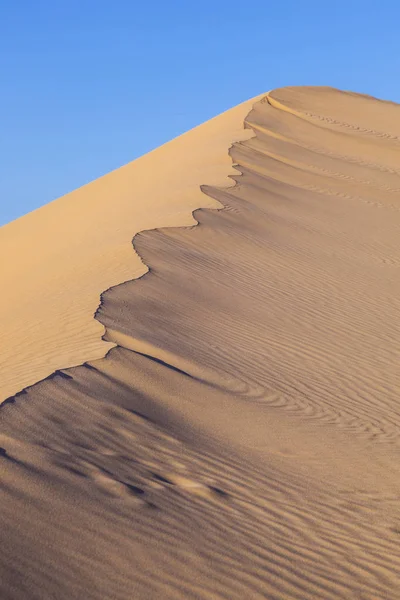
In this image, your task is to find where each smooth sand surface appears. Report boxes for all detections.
[1,87,400,599]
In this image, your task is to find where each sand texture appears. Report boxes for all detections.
[1,86,400,599]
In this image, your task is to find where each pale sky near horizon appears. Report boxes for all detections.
[0,1,398,226]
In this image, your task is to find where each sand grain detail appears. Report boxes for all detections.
[1,86,400,599]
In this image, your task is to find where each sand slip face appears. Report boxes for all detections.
[2,87,400,599]
[0,95,260,402]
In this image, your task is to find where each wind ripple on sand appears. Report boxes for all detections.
[1,86,400,599]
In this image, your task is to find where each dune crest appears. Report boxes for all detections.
[0,94,261,402]
[2,87,400,599]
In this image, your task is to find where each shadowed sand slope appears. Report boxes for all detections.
[2,87,400,599]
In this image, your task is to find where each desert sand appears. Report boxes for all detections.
[1,86,400,599]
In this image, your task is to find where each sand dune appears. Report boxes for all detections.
[1,87,400,599]
[0,94,260,403]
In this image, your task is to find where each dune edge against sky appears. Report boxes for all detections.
[0,92,266,403]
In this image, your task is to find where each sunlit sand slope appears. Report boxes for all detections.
[0,96,259,402]
[2,87,400,599]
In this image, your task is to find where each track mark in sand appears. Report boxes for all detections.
[150,471,230,501]
[90,468,146,501]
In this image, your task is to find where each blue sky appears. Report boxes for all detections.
[0,0,398,226]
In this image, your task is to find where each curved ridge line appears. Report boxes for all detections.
[0,96,268,408]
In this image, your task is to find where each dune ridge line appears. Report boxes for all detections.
[0,93,265,403]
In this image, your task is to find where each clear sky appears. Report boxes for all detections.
[0,0,398,226]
